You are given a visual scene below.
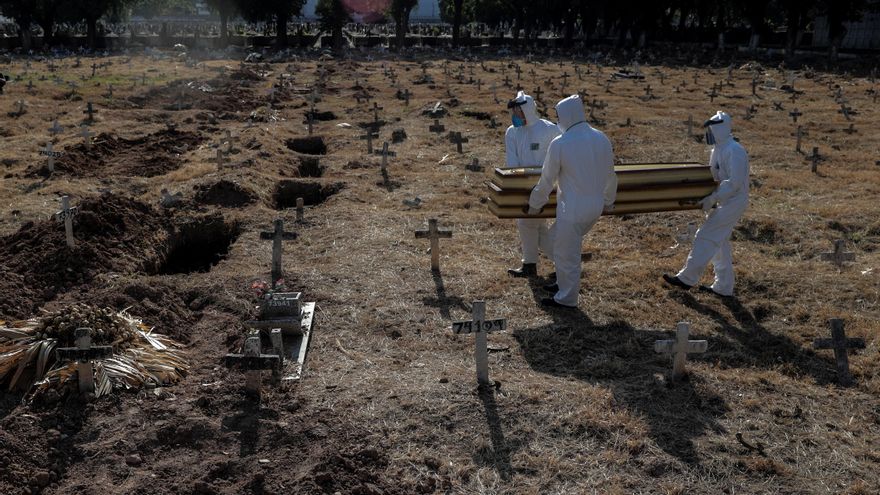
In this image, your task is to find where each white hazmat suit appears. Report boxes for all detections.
[505,92,562,272]
[529,95,617,307]
[672,111,749,296]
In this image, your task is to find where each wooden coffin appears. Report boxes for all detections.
[487,198,701,218]
[487,181,716,206]
[492,163,713,191]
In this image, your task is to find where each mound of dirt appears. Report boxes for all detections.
[194,180,257,208]
[30,129,205,178]
[0,194,169,319]
[128,81,261,114]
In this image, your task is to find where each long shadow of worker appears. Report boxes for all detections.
[668,290,841,385]
[421,269,468,319]
[515,279,727,464]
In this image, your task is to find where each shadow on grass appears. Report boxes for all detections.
[421,269,468,319]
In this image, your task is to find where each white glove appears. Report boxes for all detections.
[699,194,717,212]
[527,207,542,215]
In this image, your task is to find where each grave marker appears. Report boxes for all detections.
[813,319,865,386]
[83,102,97,122]
[451,301,506,386]
[450,131,469,154]
[49,120,64,138]
[466,157,484,172]
[55,195,79,248]
[260,219,298,288]
[40,142,62,172]
[224,331,282,397]
[795,125,804,153]
[789,108,802,123]
[296,198,305,222]
[359,129,379,153]
[654,322,707,380]
[429,119,445,134]
[55,328,113,394]
[821,240,855,267]
[414,218,452,271]
[809,147,821,174]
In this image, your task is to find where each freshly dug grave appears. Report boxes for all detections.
[29,129,205,178]
[193,180,257,208]
[0,194,169,319]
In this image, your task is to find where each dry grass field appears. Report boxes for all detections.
[0,48,878,494]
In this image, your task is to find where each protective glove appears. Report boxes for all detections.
[699,194,718,212]
[523,205,542,216]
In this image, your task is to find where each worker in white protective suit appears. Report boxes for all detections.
[528,95,617,308]
[663,111,749,297]
[505,91,562,277]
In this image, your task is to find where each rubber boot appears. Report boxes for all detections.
[508,263,537,278]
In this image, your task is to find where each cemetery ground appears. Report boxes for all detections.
[0,51,878,494]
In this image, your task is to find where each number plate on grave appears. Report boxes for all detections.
[452,319,506,335]
[56,346,113,361]
[55,208,79,222]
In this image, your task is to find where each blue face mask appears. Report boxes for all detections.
[512,114,525,127]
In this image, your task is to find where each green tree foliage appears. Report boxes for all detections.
[315,0,348,51]
[205,0,237,44]
[388,0,418,50]
[233,0,306,46]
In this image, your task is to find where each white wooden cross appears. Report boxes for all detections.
[813,319,865,386]
[55,195,79,248]
[55,328,113,394]
[654,322,707,380]
[41,142,62,172]
[224,330,282,398]
[452,301,506,386]
[14,99,27,115]
[414,218,453,271]
[821,240,855,267]
[79,125,94,150]
[259,219,297,288]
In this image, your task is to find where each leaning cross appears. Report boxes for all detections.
[821,239,855,267]
[260,219,297,288]
[83,102,97,122]
[79,125,94,150]
[450,131,469,154]
[654,322,708,380]
[414,218,453,272]
[224,331,282,398]
[813,319,865,386]
[451,301,506,386]
[55,327,113,394]
[55,195,79,248]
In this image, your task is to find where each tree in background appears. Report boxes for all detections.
[315,0,347,51]
[0,0,36,49]
[234,0,305,47]
[389,0,418,50]
[206,0,237,45]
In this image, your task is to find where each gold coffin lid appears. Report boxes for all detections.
[493,163,712,191]
[487,198,701,219]
[487,181,716,206]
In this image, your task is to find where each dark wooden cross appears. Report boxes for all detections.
[91,62,97,77]
[372,102,383,123]
[821,239,855,267]
[224,331,282,397]
[55,328,113,394]
[773,101,784,111]
[466,157,484,172]
[813,319,865,386]
[375,141,396,174]
[708,87,718,103]
[450,132,469,154]
[429,119,445,134]
[533,86,543,101]
[260,219,298,288]
[83,102,97,122]
[414,218,453,271]
[359,129,379,153]
[843,123,857,135]
[809,147,822,174]
[838,103,853,121]
[789,108,803,123]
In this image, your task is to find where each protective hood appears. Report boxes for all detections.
[704,111,733,145]
[508,90,541,126]
[555,95,587,132]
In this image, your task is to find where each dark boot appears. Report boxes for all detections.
[662,273,693,290]
[508,263,537,278]
[542,283,559,292]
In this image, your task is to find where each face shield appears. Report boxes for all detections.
[703,116,724,145]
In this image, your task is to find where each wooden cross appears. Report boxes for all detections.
[795,125,804,153]
[773,101,784,111]
[466,157,484,172]
[813,319,865,386]
[451,301,506,386]
[14,100,27,115]
[708,87,718,103]
[260,219,297,288]
[843,123,857,135]
[55,195,79,248]
[644,84,652,98]
[414,218,452,271]
[533,86,543,102]
[375,141,396,173]
[91,62,97,77]
[789,108,803,123]
[491,82,498,103]
[49,120,64,138]
[809,147,821,174]
[654,322,707,380]
[107,84,113,99]
[359,129,379,153]
[372,102,383,123]
[515,65,522,80]
[306,113,314,135]
[821,239,855,267]
[26,80,34,92]
[77,125,94,150]
[450,131,469,154]
[687,115,693,137]
[503,75,511,88]
[560,72,570,90]
[838,103,853,121]
[429,119,445,134]
[751,76,758,96]
[402,88,410,105]
[55,328,113,394]
[224,331,282,397]
[296,198,305,223]
[41,142,62,172]
[223,130,237,152]
[83,102,97,122]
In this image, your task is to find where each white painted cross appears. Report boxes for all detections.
[259,219,298,288]
[451,301,506,386]
[54,195,79,248]
[223,130,238,152]
[654,322,707,380]
[79,125,94,150]
[414,218,453,272]
[14,99,27,115]
[55,327,113,394]
[40,142,62,172]
[821,239,855,267]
